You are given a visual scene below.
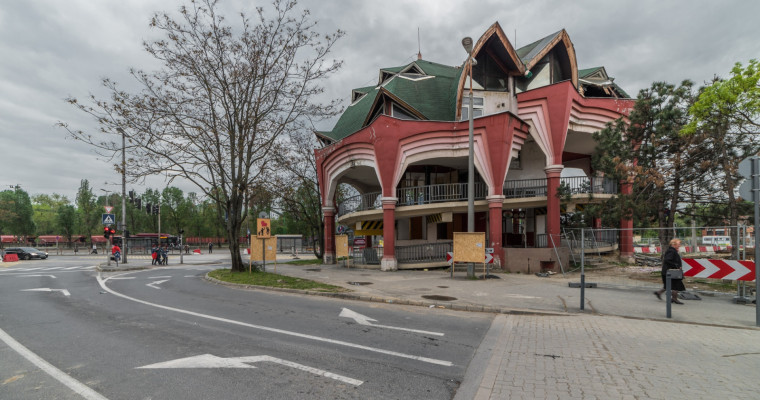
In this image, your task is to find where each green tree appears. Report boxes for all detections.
[0,187,35,238]
[76,180,98,243]
[32,194,70,235]
[683,60,760,256]
[592,81,698,245]
[61,0,343,271]
[57,205,77,242]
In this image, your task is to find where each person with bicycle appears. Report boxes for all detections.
[112,244,121,263]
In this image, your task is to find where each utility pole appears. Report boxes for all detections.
[117,128,128,264]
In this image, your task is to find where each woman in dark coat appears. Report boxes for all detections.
[654,238,685,304]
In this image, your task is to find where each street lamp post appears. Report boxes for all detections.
[116,128,128,264]
[462,37,477,278]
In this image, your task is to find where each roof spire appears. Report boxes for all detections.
[417,27,422,60]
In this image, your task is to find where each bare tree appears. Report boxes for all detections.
[60,0,343,271]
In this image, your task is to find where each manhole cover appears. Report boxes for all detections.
[347,281,373,286]
[305,268,321,272]
[437,286,449,288]
[422,295,457,301]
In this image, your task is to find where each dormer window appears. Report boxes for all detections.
[351,90,367,104]
[392,104,418,120]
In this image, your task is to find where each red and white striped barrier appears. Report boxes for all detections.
[682,259,756,281]
[634,246,731,254]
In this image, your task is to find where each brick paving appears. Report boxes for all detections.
[464,314,760,400]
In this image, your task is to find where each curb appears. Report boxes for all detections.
[203,273,567,317]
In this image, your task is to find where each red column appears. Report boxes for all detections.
[545,165,563,248]
[380,197,397,271]
[487,196,505,267]
[323,207,336,264]
[619,180,634,260]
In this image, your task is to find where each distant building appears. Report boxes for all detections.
[315,23,635,271]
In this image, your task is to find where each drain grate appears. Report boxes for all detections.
[422,295,457,301]
[305,268,321,272]
[437,286,449,288]
[347,281,373,286]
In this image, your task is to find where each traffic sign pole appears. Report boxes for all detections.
[752,157,759,326]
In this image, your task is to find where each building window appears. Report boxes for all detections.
[392,104,418,120]
[461,96,484,120]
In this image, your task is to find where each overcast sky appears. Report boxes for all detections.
[1,0,758,203]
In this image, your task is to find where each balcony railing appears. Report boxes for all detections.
[337,177,617,217]
[397,182,487,206]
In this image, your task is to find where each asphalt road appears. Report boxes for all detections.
[0,257,493,399]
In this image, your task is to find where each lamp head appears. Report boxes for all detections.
[461,37,473,54]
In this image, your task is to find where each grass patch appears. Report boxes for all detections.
[282,258,323,265]
[208,268,348,292]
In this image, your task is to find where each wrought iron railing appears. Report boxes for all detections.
[337,177,618,216]
[396,182,487,206]
[396,241,452,263]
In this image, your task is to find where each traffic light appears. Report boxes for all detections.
[153,205,159,215]
[146,203,152,215]
[129,190,135,203]
[104,226,111,239]
[135,198,142,210]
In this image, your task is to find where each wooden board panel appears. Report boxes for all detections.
[453,232,486,263]
[336,235,349,258]
[250,237,276,261]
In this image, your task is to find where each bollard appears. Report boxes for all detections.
[666,270,673,318]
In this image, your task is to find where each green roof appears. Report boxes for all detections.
[321,59,463,141]
[578,67,602,78]
[515,30,563,65]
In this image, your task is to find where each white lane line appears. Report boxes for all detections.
[108,277,136,280]
[63,266,85,270]
[16,274,57,279]
[0,327,109,400]
[98,273,452,367]
[147,276,172,279]
[21,288,71,296]
[15,267,45,272]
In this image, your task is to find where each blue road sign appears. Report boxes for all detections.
[102,213,116,225]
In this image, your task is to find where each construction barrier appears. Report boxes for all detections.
[3,253,19,262]
[682,258,756,281]
[634,246,731,254]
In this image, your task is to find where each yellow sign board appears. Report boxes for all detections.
[256,218,271,238]
[336,235,349,258]
[453,232,486,263]
[250,237,276,261]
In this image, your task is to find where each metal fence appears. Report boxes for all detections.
[395,241,452,264]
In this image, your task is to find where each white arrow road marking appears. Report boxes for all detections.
[137,354,363,386]
[21,288,70,296]
[98,273,452,366]
[339,308,444,337]
[16,274,57,279]
[146,279,169,289]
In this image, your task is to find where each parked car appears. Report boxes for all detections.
[4,247,49,260]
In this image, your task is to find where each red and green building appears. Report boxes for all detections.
[315,22,635,271]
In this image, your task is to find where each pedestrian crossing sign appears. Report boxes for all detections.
[102,213,115,225]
